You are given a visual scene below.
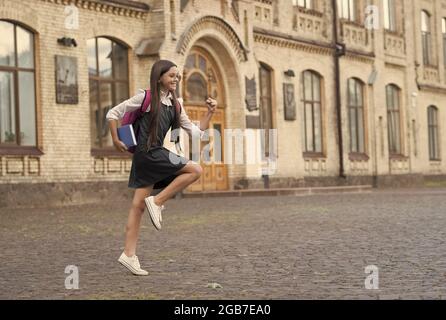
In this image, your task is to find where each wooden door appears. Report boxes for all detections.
[184,106,228,192]
[183,47,228,192]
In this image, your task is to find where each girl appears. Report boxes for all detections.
[106,60,217,276]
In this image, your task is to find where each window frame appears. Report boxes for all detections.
[294,0,314,10]
[427,106,440,161]
[337,0,356,22]
[88,36,130,155]
[0,20,40,154]
[421,10,434,66]
[383,0,397,32]
[442,18,446,71]
[386,84,403,156]
[302,70,324,156]
[259,62,274,157]
[347,78,366,155]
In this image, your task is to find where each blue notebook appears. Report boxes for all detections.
[117,124,137,148]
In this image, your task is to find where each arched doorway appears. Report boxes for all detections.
[183,47,228,191]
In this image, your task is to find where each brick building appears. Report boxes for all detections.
[1,0,445,206]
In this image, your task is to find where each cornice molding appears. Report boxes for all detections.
[253,27,333,56]
[254,27,376,64]
[39,0,150,19]
[418,84,446,95]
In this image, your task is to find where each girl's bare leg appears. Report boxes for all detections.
[124,186,154,257]
[153,161,202,206]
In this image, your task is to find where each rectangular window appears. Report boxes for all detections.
[421,11,433,66]
[18,71,36,146]
[337,0,355,21]
[386,85,402,155]
[443,18,446,71]
[348,79,365,153]
[259,64,273,156]
[0,71,15,144]
[16,26,34,68]
[383,0,396,31]
[294,0,313,9]
[302,71,323,153]
[428,107,440,160]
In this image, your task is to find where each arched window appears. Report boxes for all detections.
[427,106,440,160]
[348,78,366,153]
[302,70,323,154]
[421,10,433,66]
[0,20,37,148]
[87,37,129,150]
[386,84,402,155]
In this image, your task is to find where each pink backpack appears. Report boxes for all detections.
[121,89,181,153]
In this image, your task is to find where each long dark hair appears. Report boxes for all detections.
[148,60,181,147]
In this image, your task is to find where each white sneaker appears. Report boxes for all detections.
[144,196,162,230]
[118,252,149,276]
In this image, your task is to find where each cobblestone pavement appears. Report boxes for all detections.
[1,188,446,300]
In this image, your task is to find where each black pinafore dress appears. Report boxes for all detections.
[128,101,188,189]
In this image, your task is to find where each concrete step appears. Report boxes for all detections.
[181,185,373,198]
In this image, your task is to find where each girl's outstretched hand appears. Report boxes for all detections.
[205,97,217,114]
[113,139,128,152]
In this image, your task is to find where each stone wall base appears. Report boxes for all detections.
[1,174,445,209]
[234,174,443,189]
[0,181,133,210]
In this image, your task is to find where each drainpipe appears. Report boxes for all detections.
[331,0,347,179]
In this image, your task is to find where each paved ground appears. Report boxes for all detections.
[1,188,445,300]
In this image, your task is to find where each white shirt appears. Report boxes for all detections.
[106,89,204,139]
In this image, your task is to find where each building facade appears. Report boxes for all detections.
[1,0,446,206]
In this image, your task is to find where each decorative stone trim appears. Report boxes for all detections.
[341,22,371,52]
[177,15,248,62]
[429,161,442,174]
[254,27,375,64]
[304,158,327,175]
[344,50,375,64]
[384,31,406,57]
[297,6,323,18]
[293,7,327,39]
[254,0,272,5]
[39,0,150,19]
[390,157,410,174]
[423,65,440,83]
[254,27,333,56]
[0,156,41,177]
[349,159,369,174]
[418,84,446,95]
[93,157,131,175]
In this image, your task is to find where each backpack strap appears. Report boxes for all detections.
[140,89,151,113]
[170,97,182,150]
